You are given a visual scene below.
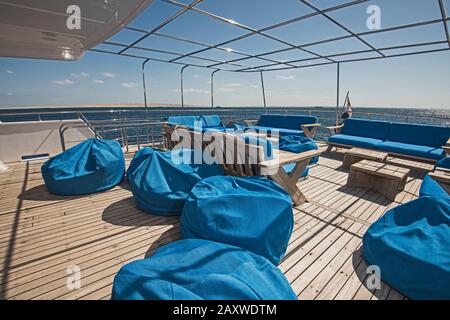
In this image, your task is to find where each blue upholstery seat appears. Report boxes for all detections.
[342,118,391,140]
[129,148,223,215]
[167,115,233,133]
[181,176,293,265]
[42,139,125,195]
[377,141,445,160]
[363,195,450,300]
[166,116,201,129]
[328,134,384,149]
[246,114,318,137]
[111,239,297,300]
[436,157,450,170]
[279,135,319,165]
[388,122,450,148]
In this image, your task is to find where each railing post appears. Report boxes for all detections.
[260,71,267,111]
[180,65,189,108]
[211,70,220,108]
[336,62,340,126]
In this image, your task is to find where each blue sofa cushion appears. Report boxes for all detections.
[201,115,222,128]
[378,141,445,161]
[241,135,273,160]
[342,118,391,140]
[283,115,317,129]
[167,116,203,129]
[436,157,450,170]
[42,139,125,195]
[258,114,285,128]
[246,126,303,137]
[181,176,293,265]
[363,196,450,300]
[111,239,297,300]
[129,148,223,216]
[419,175,450,200]
[388,123,450,148]
[328,134,383,149]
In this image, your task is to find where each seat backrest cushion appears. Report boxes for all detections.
[258,114,285,128]
[388,122,450,148]
[283,115,318,130]
[342,118,391,140]
[167,116,202,128]
[201,115,222,128]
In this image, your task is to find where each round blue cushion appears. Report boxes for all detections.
[129,148,223,216]
[279,135,319,164]
[42,139,125,195]
[181,176,293,265]
[111,239,297,300]
[363,196,450,299]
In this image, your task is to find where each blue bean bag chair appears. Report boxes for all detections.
[279,135,319,164]
[419,175,450,200]
[129,148,223,216]
[363,196,450,299]
[181,176,293,265]
[111,239,297,300]
[436,157,450,170]
[126,147,155,180]
[41,139,125,195]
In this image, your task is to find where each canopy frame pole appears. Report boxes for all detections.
[260,71,267,111]
[336,62,340,126]
[211,70,220,108]
[180,65,189,108]
[141,59,150,114]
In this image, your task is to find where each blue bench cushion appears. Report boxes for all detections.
[246,126,303,137]
[342,118,391,140]
[378,141,445,160]
[166,116,202,129]
[419,175,450,200]
[42,139,125,195]
[283,115,318,129]
[363,196,450,299]
[129,148,223,215]
[201,115,222,127]
[181,176,293,265]
[111,239,297,300]
[328,134,383,149]
[388,123,450,148]
[257,114,285,128]
[436,157,450,170]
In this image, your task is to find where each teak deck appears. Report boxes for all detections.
[0,144,428,300]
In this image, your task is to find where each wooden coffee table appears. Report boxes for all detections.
[343,148,388,169]
[347,160,410,201]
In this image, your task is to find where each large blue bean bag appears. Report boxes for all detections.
[129,148,223,216]
[112,239,297,300]
[181,176,293,265]
[436,157,450,170]
[363,196,450,299]
[419,175,450,200]
[279,135,319,164]
[42,139,125,195]
[126,147,155,180]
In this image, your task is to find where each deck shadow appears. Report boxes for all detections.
[144,227,181,258]
[102,197,179,227]
[18,184,88,201]
[336,186,388,206]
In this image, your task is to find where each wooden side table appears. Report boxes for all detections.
[343,148,388,169]
[347,160,410,201]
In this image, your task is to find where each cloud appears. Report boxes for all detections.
[217,87,235,93]
[223,83,241,87]
[122,82,139,89]
[276,75,296,80]
[51,79,74,85]
[173,88,208,94]
[249,84,259,89]
[102,72,117,78]
[71,72,89,79]
[7,92,13,96]
[6,70,14,74]
[93,79,104,84]
[193,74,200,79]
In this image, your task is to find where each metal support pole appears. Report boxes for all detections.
[142,59,149,112]
[260,71,267,111]
[211,70,220,108]
[336,62,340,126]
[180,65,189,108]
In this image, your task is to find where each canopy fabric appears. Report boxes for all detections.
[129,148,223,215]
[111,239,297,300]
[42,139,125,195]
[181,176,293,265]
[363,196,450,300]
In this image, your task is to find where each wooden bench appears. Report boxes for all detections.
[347,160,410,201]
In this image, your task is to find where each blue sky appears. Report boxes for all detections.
[1,0,450,109]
